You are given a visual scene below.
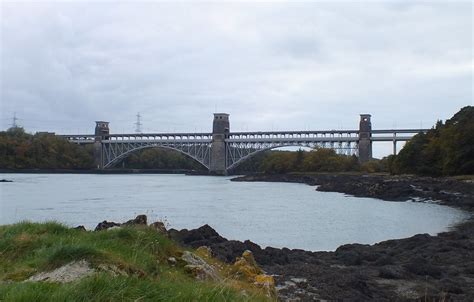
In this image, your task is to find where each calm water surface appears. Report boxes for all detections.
[0,174,468,251]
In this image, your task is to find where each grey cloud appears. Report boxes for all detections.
[1,1,472,156]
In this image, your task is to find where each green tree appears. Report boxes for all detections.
[390,106,474,176]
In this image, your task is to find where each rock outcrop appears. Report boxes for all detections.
[123,214,147,226]
[150,221,167,234]
[94,221,121,231]
[232,250,275,297]
[181,251,221,281]
[94,215,151,231]
[26,260,95,283]
[170,220,474,301]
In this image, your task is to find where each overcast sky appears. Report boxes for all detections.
[1,1,472,156]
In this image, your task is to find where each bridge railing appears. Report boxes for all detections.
[228,130,359,139]
[106,133,213,140]
[58,133,214,143]
[105,139,212,144]
[57,134,96,144]
[371,129,430,134]
[59,128,429,144]
[226,137,359,143]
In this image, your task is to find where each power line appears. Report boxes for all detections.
[134,112,142,133]
[11,112,19,128]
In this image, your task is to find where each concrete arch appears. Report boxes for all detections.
[103,144,210,170]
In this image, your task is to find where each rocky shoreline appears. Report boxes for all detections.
[169,220,474,301]
[232,173,474,211]
[81,173,474,300]
[173,173,473,301]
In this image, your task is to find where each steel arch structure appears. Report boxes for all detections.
[63,134,360,171]
[101,140,212,169]
[225,141,358,171]
[100,139,357,170]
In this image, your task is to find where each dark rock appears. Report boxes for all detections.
[167,229,181,241]
[360,251,380,262]
[440,278,464,294]
[378,265,406,279]
[263,246,290,265]
[337,250,362,266]
[335,245,365,266]
[398,233,432,250]
[464,264,474,275]
[348,279,372,298]
[74,225,86,231]
[374,255,393,266]
[150,221,167,234]
[168,224,227,247]
[94,220,121,231]
[403,257,442,278]
[123,214,147,226]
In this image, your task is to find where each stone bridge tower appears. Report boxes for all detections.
[210,113,229,175]
[94,121,109,169]
[358,114,372,162]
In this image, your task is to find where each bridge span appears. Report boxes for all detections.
[59,113,428,174]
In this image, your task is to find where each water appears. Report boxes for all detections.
[0,174,468,251]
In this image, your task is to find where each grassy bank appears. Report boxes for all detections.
[0,222,273,302]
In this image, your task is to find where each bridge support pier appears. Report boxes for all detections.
[94,121,109,169]
[93,141,102,169]
[358,114,372,162]
[210,113,229,175]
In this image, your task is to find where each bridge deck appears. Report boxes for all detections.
[60,130,426,144]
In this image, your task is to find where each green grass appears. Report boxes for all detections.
[0,274,262,302]
[0,222,272,302]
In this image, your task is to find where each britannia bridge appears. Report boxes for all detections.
[59,113,428,175]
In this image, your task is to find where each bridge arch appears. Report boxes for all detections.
[226,143,357,172]
[103,144,210,170]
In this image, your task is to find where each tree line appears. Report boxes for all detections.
[232,148,387,174]
[0,127,95,169]
[232,149,360,174]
